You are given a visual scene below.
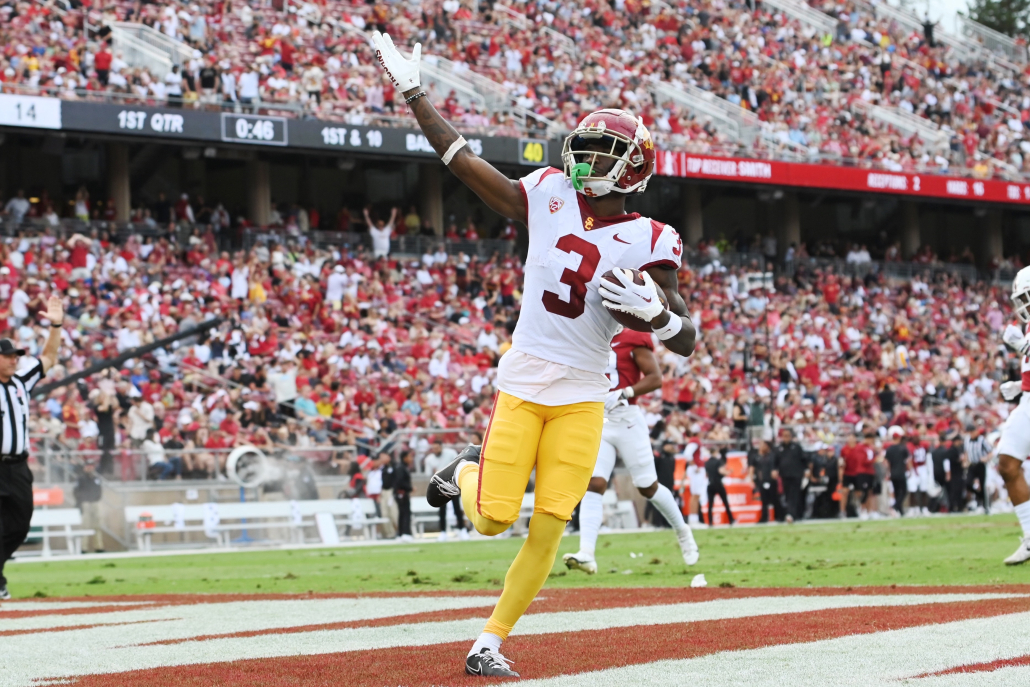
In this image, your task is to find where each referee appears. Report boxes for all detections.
[964,424,991,513]
[0,295,63,600]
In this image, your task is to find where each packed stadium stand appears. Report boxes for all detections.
[0,219,1022,496]
[3,0,1030,177]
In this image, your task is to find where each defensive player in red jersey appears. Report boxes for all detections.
[563,329,699,574]
[997,266,1030,564]
[372,32,696,677]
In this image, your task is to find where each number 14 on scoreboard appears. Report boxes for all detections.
[0,94,62,129]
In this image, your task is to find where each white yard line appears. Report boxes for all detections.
[907,665,1030,687]
[515,611,1030,687]
[0,593,1021,687]
[0,595,499,632]
[0,601,152,612]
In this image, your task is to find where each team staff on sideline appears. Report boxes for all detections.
[0,295,64,600]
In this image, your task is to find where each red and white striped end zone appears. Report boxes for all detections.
[1,586,1029,686]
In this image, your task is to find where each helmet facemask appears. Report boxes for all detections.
[562,126,648,198]
[1014,288,1030,324]
[1013,266,1030,324]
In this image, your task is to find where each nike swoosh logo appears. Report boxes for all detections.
[641,296,652,302]
[467,664,481,675]
[613,234,631,244]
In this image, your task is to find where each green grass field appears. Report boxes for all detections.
[11,515,1030,599]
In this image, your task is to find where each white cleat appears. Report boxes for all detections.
[1004,537,1030,566]
[458,528,470,541]
[563,552,597,575]
[678,528,700,566]
[438,531,449,543]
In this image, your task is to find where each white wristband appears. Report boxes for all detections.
[653,314,682,341]
[441,136,467,165]
[622,386,635,399]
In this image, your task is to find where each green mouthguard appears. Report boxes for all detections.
[570,162,592,191]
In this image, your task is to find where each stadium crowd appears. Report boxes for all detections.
[0,198,1025,522]
[3,0,1030,177]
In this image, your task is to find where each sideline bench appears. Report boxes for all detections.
[124,499,390,551]
[27,508,96,557]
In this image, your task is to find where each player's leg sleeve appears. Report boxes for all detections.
[534,401,604,521]
[578,433,613,558]
[577,490,604,558]
[649,483,689,533]
[483,512,566,640]
[460,392,544,533]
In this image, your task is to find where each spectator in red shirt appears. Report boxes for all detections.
[94,46,112,86]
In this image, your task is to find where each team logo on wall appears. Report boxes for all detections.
[549,197,564,214]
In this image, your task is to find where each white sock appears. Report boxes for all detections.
[688,513,700,526]
[468,631,502,657]
[649,483,689,535]
[578,491,604,558]
[1015,501,1030,539]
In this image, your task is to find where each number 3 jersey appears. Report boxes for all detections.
[498,166,682,406]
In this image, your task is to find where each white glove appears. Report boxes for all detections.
[604,390,627,411]
[1001,380,1023,402]
[1003,324,1030,356]
[599,268,665,323]
[371,31,421,92]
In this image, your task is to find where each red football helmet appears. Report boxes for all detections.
[561,109,656,197]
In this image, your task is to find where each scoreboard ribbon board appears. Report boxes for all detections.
[0,94,559,167]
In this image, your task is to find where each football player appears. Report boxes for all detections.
[563,329,699,574]
[906,425,933,516]
[372,32,696,678]
[997,266,1030,565]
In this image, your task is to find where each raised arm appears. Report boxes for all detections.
[39,294,64,373]
[372,32,527,225]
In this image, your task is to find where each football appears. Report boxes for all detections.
[601,268,668,332]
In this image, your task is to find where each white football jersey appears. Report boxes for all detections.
[511,167,683,374]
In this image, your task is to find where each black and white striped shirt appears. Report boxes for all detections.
[964,435,990,465]
[0,360,43,456]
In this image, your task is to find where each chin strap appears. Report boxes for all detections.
[569,162,592,191]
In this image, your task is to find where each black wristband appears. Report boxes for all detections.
[50,323,62,328]
[405,90,427,105]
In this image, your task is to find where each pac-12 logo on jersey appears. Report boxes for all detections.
[549,197,564,214]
